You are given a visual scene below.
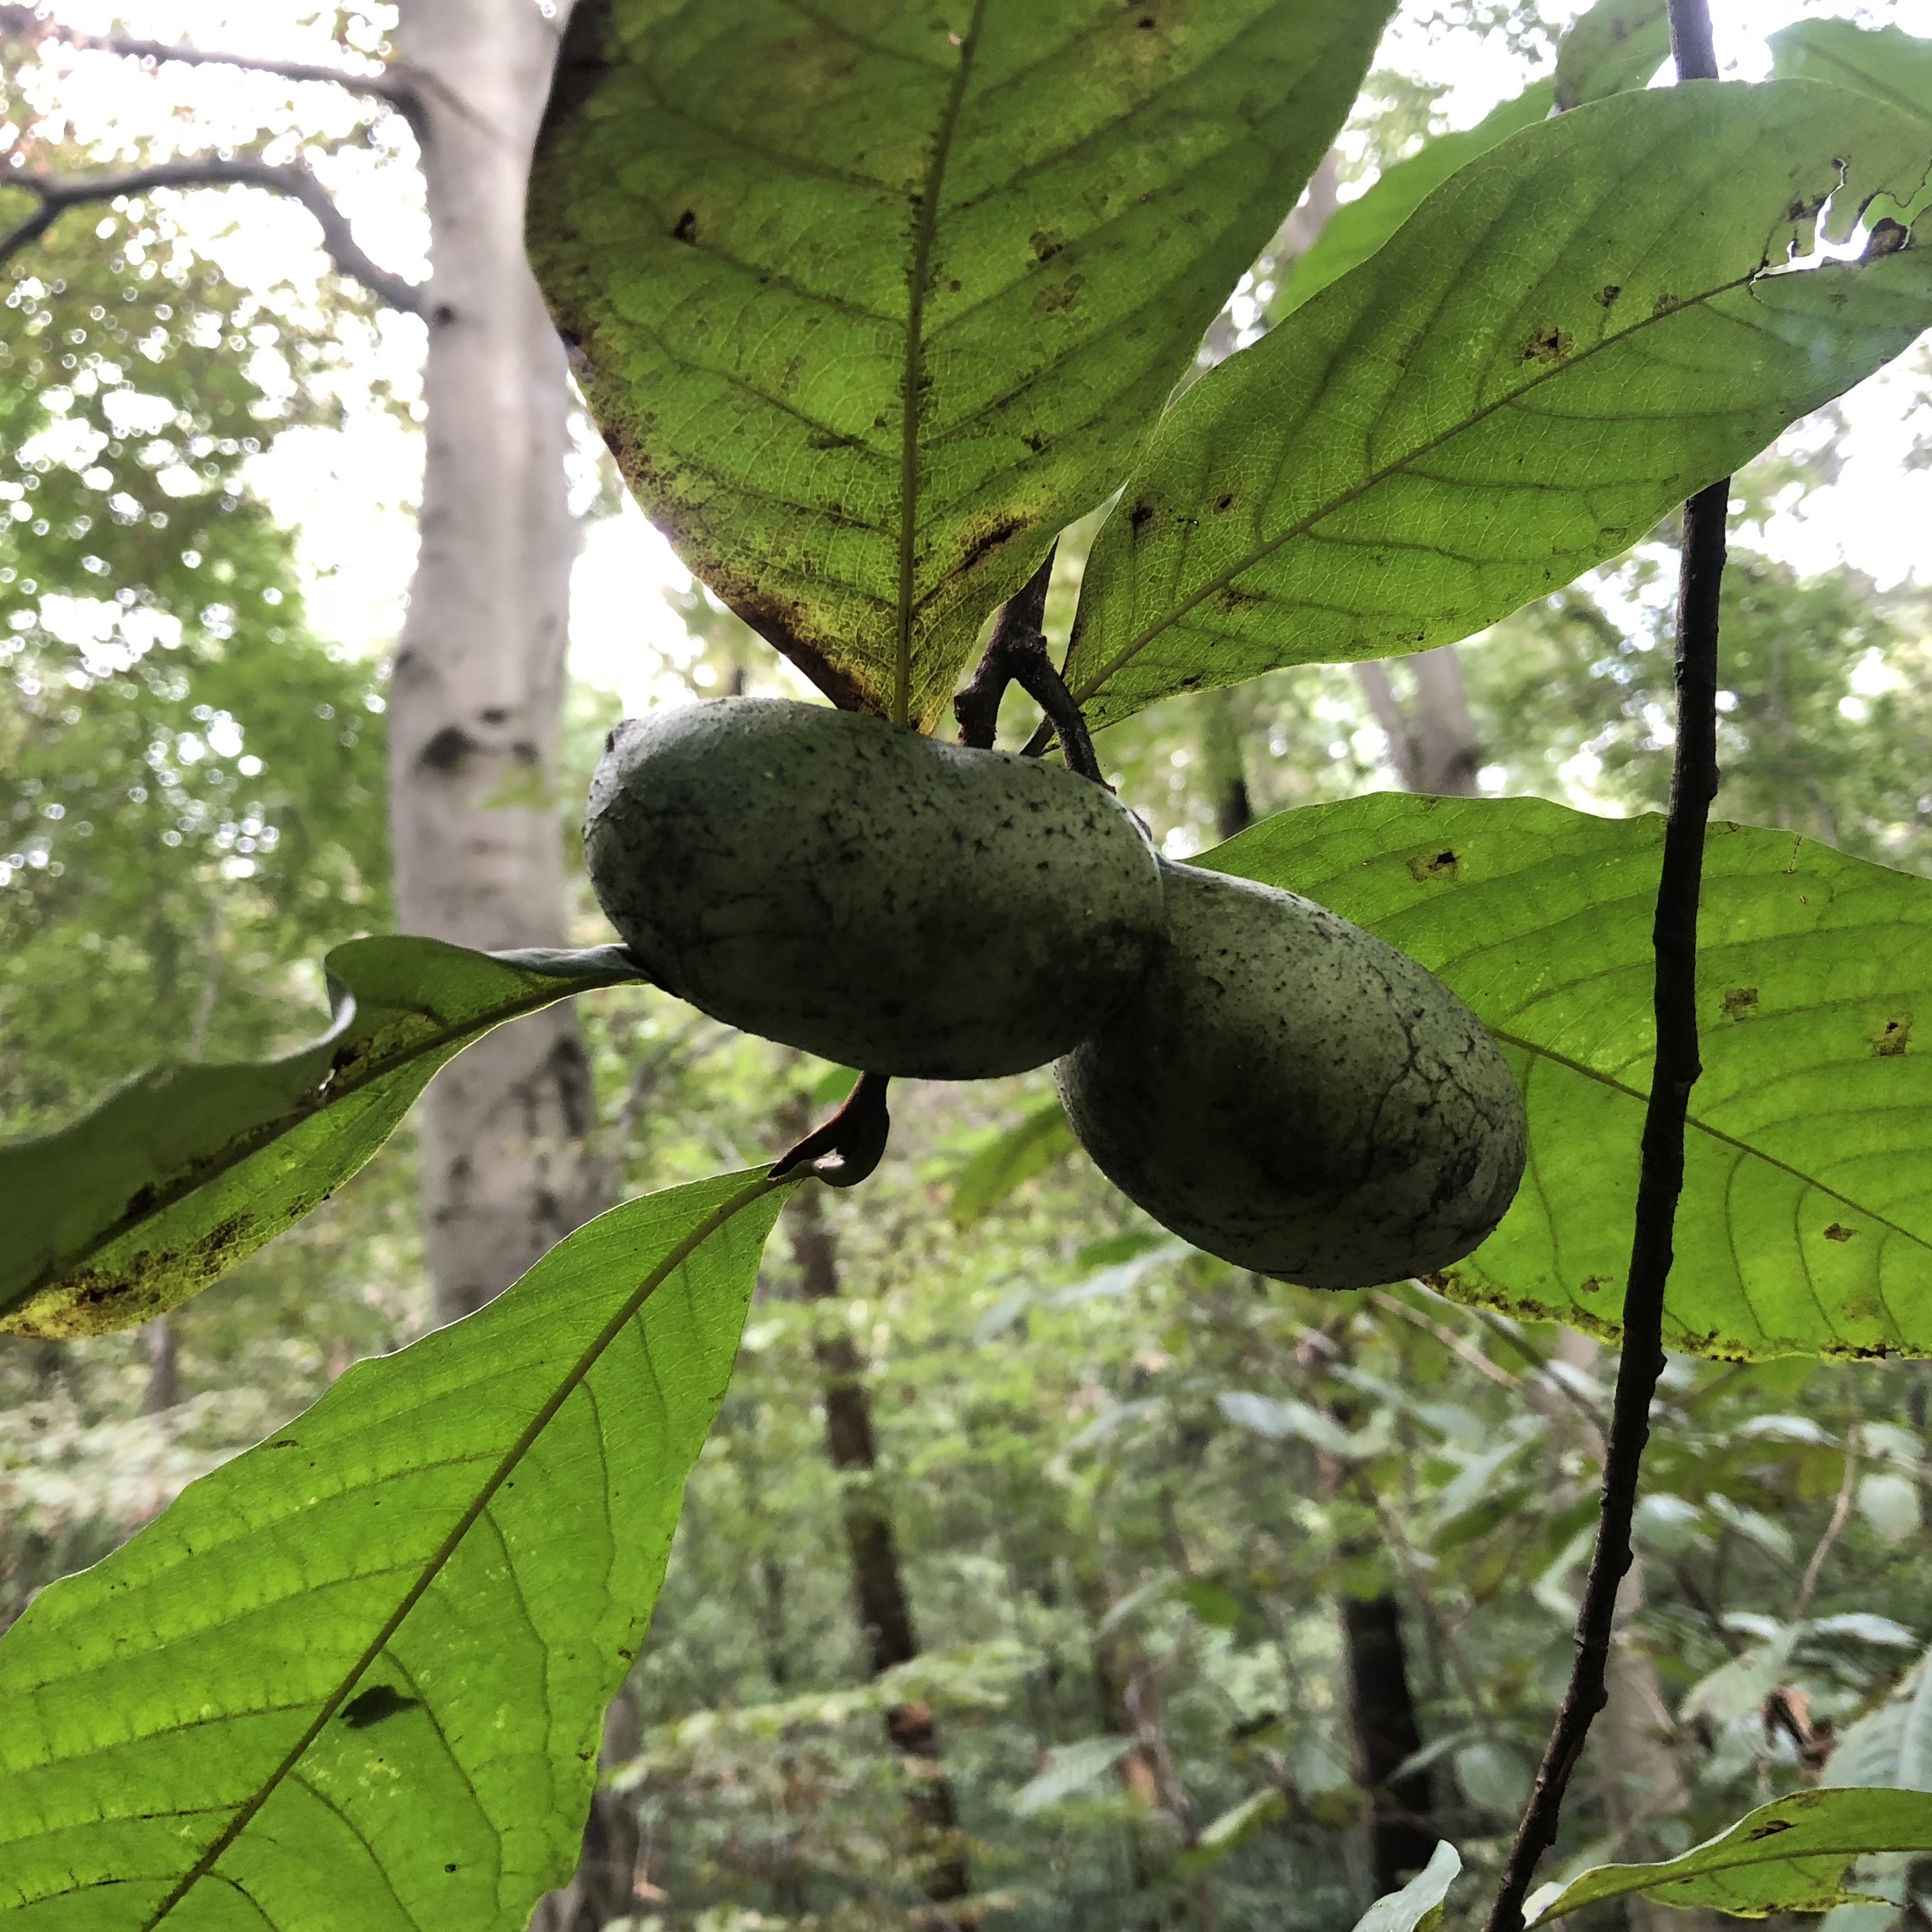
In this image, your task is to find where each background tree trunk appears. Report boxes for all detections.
[780,1126,975,1913]
[383,5,617,1923]
[389,0,606,1333]
[1356,647,1484,798]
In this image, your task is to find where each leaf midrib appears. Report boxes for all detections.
[143,1174,786,1931]
[1070,239,1855,704]
[895,0,986,725]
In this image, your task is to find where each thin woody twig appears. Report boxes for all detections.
[1789,1426,1859,1625]
[0,156,426,313]
[1368,1289,1523,1396]
[1482,10,1726,1928]
[955,546,1106,785]
[0,7,420,112]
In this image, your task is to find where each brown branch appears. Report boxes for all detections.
[1483,10,1725,1929]
[956,546,1106,784]
[0,156,426,314]
[1789,1424,1859,1625]
[0,8,419,110]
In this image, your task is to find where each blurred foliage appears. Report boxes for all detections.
[0,175,389,1131]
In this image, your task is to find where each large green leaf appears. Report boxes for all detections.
[530,0,1394,727]
[0,938,648,1338]
[1274,81,1554,317]
[1526,1790,1932,1923]
[1552,0,1671,112]
[1063,81,1932,731]
[0,1170,787,1931]
[1205,794,1932,1359]
[1771,19,1932,122]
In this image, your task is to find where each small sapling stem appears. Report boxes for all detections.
[1482,9,1726,1929]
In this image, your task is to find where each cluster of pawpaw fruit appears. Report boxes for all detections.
[586,698,1527,1291]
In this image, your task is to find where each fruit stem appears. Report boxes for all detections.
[955,546,1106,786]
[1482,9,1725,1921]
[768,1072,893,1189]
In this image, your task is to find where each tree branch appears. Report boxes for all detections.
[955,546,1106,785]
[0,156,426,315]
[0,7,417,108]
[1482,9,1725,1928]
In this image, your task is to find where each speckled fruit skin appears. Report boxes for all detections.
[585,698,1165,1079]
[1056,860,1527,1289]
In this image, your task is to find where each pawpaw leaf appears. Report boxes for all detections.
[1273,79,1554,317]
[1206,794,1932,1360]
[1553,0,1671,112]
[1064,81,1932,730]
[528,0,1394,728]
[1771,17,1932,121]
[1355,1841,1462,1932]
[0,938,649,1338]
[1526,1789,1932,1923]
[0,1170,787,1929]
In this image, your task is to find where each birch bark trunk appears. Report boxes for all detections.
[386,7,618,1923]
[389,0,607,1330]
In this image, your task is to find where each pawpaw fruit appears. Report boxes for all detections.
[586,698,1164,1078]
[1055,860,1526,1288]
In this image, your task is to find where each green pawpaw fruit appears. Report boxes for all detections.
[1056,860,1526,1288]
[586,698,1164,1079]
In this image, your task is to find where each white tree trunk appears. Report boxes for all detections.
[1355,645,1484,797]
[391,0,606,1329]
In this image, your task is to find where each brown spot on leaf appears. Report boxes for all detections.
[1596,284,1621,308]
[672,208,699,245]
[1034,274,1086,315]
[1578,1275,1609,1295]
[959,511,1024,573]
[1213,492,1236,514]
[1874,1016,1912,1057]
[1721,986,1759,1020]
[1866,219,1910,259]
[1029,229,1067,264]
[341,1685,421,1730]
[1523,327,1572,365]
[1407,848,1458,883]
[1823,1223,1856,1243]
